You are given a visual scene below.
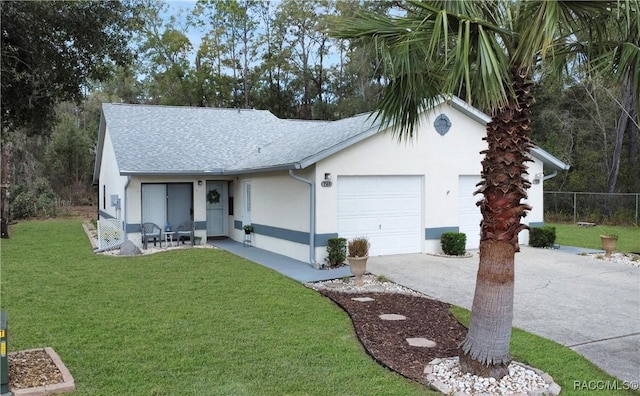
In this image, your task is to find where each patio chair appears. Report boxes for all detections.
[141,222,162,249]
[175,220,194,245]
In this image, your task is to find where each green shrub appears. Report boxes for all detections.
[9,178,58,220]
[10,191,36,219]
[325,237,347,267]
[441,232,466,255]
[529,226,557,247]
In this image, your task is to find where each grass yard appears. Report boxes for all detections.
[2,219,638,395]
[1,220,430,395]
[547,222,640,253]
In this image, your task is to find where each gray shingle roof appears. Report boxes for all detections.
[96,100,569,178]
[100,103,378,175]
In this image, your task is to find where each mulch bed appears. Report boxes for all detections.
[8,349,63,389]
[320,290,468,383]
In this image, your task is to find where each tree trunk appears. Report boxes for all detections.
[606,77,633,194]
[458,66,534,379]
[459,240,515,378]
[1,142,13,239]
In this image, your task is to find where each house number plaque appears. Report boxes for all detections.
[321,180,332,187]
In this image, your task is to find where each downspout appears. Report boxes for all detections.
[288,169,316,267]
[123,176,131,239]
[543,171,557,181]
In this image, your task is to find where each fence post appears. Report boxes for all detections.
[636,194,640,227]
[573,192,577,223]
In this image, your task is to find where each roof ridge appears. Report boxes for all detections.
[103,102,273,114]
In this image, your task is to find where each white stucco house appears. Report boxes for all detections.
[93,97,569,265]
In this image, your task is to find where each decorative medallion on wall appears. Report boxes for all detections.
[207,189,221,204]
[434,113,451,135]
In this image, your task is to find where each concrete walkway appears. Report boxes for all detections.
[367,247,640,385]
[210,239,353,282]
[210,239,639,384]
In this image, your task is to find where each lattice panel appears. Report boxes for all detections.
[97,219,124,250]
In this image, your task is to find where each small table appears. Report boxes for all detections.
[163,231,176,248]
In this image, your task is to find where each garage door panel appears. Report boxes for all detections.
[458,175,483,250]
[338,176,422,256]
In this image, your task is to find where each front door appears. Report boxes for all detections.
[206,181,225,236]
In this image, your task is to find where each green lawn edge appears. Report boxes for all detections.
[450,306,640,396]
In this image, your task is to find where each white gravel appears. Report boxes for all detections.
[306,274,426,296]
[98,244,215,256]
[426,357,559,395]
[585,252,640,268]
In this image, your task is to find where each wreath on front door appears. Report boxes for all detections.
[207,189,221,204]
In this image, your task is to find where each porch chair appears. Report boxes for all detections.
[175,220,195,245]
[141,222,162,249]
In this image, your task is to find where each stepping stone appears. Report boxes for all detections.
[379,313,406,321]
[406,338,437,348]
[351,297,375,302]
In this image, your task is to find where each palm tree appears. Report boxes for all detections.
[330,0,638,379]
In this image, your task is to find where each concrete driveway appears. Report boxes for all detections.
[367,246,640,384]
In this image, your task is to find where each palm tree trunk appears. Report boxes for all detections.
[459,240,514,378]
[459,67,534,379]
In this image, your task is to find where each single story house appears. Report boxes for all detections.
[93,97,569,266]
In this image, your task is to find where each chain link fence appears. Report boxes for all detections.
[544,192,640,226]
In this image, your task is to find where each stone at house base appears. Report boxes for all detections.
[406,337,437,348]
[351,297,375,302]
[424,357,561,396]
[119,240,142,256]
[378,313,406,321]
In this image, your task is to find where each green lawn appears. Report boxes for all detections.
[547,222,640,253]
[1,220,430,395]
[2,220,638,395]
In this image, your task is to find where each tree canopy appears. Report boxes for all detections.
[0,0,140,134]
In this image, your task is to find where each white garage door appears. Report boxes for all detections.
[458,175,483,250]
[337,176,422,256]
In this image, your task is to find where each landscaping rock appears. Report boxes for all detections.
[379,313,407,321]
[119,241,141,256]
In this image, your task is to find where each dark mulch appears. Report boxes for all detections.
[320,290,468,383]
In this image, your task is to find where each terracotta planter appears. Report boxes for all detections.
[600,235,618,258]
[347,256,368,285]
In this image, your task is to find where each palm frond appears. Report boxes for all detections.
[329,1,513,139]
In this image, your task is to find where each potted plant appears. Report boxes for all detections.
[600,234,618,258]
[347,237,370,285]
[243,224,253,234]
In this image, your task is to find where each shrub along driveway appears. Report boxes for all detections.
[367,246,640,384]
